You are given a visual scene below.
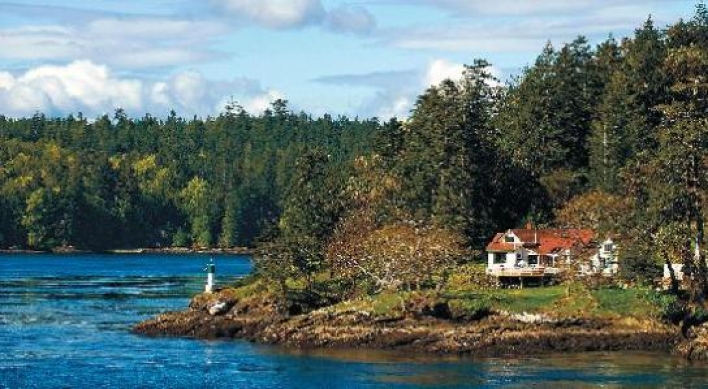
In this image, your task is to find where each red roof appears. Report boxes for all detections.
[486,228,595,256]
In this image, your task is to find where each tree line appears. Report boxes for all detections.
[0,104,379,251]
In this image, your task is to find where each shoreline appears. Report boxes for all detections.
[0,247,254,255]
[132,288,686,358]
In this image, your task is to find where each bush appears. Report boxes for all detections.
[647,291,687,323]
[231,273,259,289]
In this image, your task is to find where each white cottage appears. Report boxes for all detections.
[485,225,598,287]
[587,238,619,275]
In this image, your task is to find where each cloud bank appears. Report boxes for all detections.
[315,58,501,119]
[212,0,325,29]
[0,61,284,118]
[0,17,226,69]
[212,0,376,34]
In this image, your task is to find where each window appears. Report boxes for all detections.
[493,253,506,264]
[505,235,515,243]
[528,255,539,265]
[604,244,613,252]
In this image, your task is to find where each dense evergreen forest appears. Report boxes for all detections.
[2,5,708,293]
[0,104,381,250]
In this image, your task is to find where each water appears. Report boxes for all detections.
[2,254,708,388]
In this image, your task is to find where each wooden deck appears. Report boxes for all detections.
[486,267,560,278]
[487,266,562,288]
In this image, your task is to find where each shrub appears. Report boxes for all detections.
[647,291,688,323]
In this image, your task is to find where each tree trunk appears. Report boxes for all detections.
[664,249,680,294]
[695,214,707,300]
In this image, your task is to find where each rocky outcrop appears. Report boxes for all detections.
[133,289,680,356]
[676,322,708,360]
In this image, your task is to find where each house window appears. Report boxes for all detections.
[504,235,515,243]
[528,255,539,265]
[493,253,506,264]
[604,244,613,252]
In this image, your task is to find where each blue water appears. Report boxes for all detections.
[2,254,708,388]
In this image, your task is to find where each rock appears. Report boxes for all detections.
[510,312,558,324]
[676,322,708,360]
[208,301,232,316]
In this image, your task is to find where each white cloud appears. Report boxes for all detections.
[378,0,687,56]
[0,18,226,69]
[242,89,286,113]
[212,0,377,34]
[86,18,224,39]
[0,61,142,115]
[0,60,284,118]
[212,0,325,29]
[394,0,681,16]
[0,26,84,61]
[324,5,377,35]
[425,59,464,87]
[367,92,411,120]
[383,13,642,53]
[315,58,505,119]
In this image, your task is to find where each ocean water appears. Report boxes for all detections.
[1,254,708,389]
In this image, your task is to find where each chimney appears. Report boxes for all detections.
[525,221,533,230]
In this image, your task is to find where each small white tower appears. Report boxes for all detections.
[205,258,215,293]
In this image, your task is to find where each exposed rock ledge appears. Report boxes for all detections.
[133,289,680,356]
[676,322,708,361]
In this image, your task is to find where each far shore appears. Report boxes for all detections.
[0,246,254,255]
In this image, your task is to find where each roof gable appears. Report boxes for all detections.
[486,228,595,255]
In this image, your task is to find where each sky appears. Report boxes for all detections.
[0,0,698,119]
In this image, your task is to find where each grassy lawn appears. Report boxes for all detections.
[591,287,659,317]
[441,283,660,318]
[234,267,663,321]
[492,286,567,314]
[441,286,567,314]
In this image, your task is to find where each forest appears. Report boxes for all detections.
[1,5,708,295]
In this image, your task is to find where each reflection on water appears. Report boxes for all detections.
[1,254,708,388]
[270,347,708,388]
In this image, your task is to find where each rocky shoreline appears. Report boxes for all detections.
[133,288,686,357]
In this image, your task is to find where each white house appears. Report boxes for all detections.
[485,225,615,287]
[587,238,619,275]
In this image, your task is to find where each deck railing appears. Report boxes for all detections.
[486,266,561,277]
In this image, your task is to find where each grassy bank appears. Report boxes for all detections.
[135,270,679,356]
[214,262,669,324]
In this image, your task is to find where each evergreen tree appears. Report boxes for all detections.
[589,18,669,192]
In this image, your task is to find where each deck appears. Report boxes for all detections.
[486,267,561,278]
[487,266,562,288]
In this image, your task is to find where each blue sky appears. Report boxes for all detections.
[0,0,698,119]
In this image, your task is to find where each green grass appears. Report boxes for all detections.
[492,286,567,313]
[222,278,265,300]
[319,291,408,319]
[247,266,664,320]
[442,286,566,314]
[369,292,406,317]
[591,287,659,317]
[439,283,660,318]
[551,285,597,317]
